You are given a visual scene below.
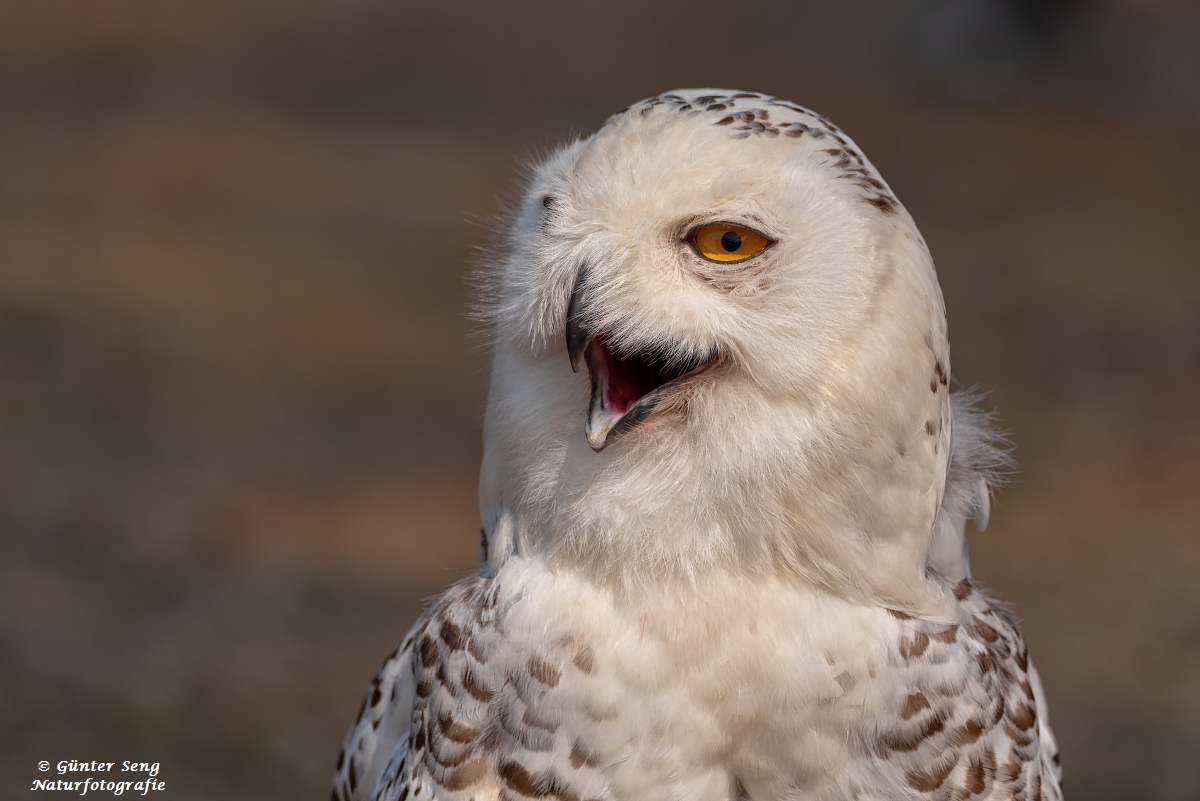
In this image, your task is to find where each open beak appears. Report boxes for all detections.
[566,273,722,451]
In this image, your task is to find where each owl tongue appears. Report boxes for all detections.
[580,334,718,451]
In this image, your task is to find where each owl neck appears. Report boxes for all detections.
[478,381,960,621]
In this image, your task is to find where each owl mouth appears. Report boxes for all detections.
[566,280,722,451]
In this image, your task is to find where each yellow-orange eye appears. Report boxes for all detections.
[689,223,772,263]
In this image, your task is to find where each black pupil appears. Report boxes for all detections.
[720,231,742,252]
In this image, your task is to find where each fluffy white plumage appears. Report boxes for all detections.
[333,89,1061,801]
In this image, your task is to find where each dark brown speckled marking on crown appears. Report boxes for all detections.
[611,91,902,216]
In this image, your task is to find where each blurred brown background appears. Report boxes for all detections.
[1,1,1197,798]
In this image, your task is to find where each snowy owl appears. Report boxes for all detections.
[332,89,1062,801]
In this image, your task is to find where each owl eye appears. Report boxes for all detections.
[688,223,772,263]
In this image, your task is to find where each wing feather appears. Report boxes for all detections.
[333,620,422,801]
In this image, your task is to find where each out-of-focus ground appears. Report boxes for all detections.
[1,1,1198,798]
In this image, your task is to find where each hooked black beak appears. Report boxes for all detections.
[566,270,590,374]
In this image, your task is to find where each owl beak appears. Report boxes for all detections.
[566,272,590,374]
[566,273,614,449]
[581,339,668,451]
[565,273,722,452]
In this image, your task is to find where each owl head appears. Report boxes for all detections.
[476,90,1004,615]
